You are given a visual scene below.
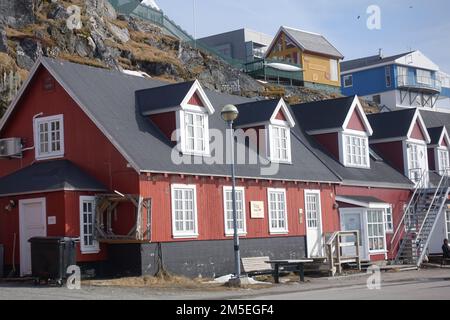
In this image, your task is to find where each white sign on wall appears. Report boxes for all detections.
[250,201,265,219]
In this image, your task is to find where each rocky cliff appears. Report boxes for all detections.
[0,0,379,115]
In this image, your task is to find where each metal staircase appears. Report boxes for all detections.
[391,170,450,267]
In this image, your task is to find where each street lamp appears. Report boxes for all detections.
[221,104,241,286]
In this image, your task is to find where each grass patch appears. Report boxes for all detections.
[58,53,106,69]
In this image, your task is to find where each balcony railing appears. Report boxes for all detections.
[397,75,442,93]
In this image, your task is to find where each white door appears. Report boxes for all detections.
[408,143,428,186]
[19,198,47,276]
[340,210,368,261]
[305,191,324,257]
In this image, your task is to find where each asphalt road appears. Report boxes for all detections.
[1,269,450,300]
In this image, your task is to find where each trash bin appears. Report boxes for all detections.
[0,244,3,278]
[29,237,76,285]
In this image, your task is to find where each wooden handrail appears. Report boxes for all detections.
[327,230,361,276]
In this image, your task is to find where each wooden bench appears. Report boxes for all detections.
[241,256,273,277]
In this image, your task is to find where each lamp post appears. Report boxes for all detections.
[221,104,241,286]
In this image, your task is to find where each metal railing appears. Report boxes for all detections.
[326,231,361,276]
[108,1,246,69]
[390,168,427,257]
[397,75,442,92]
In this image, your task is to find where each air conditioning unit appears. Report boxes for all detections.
[0,138,22,158]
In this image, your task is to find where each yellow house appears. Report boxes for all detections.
[265,26,344,92]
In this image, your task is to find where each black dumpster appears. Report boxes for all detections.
[29,237,76,285]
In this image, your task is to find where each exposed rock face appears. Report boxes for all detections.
[0,0,37,28]
[0,0,357,116]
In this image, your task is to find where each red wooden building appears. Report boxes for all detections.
[0,57,448,278]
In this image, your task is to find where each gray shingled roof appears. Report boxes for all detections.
[40,58,340,183]
[367,109,417,141]
[291,96,355,132]
[234,99,280,127]
[427,126,445,146]
[136,81,195,114]
[341,51,413,72]
[282,27,344,59]
[290,97,414,189]
[420,109,450,134]
[0,160,107,196]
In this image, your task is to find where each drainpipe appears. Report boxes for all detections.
[21,112,44,152]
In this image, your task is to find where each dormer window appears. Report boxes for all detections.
[438,148,450,176]
[269,124,291,163]
[136,80,215,157]
[342,133,369,168]
[33,114,64,160]
[184,111,208,155]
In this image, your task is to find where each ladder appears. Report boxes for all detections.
[391,170,450,267]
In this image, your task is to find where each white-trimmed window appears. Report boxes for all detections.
[417,69,432,85]
[184,111,208,155]
[268,188,288,234]
[343,75,353,87]
[385,66,392,87]
[79,196,99,254]
[342,134,369,168]
[367,209,386,252]
[438,148,450,176]
[269,125,291,163]
[171,184,198,238]
[223,186,247,236]
[33,114,64,160]
[384,205,394,233]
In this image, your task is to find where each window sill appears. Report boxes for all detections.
[225,233,247,238]
[369,250,387,255]
[173,234,199,240]
[36,153,65,161]
[269,230,289,235]
[81,249,100,255]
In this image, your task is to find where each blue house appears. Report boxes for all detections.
[341,50,450,110]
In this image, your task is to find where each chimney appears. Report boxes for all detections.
[379,48,384,59]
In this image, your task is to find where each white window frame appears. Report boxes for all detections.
[366,209,387,253]
[385,66,392,87]
[79,196,100,254]
[33,114,65,160]
[330,59,339,82]
[267,188,288,234]
[340,132,370,169]
[384,205,394,233]
[171,184,199,239]
[437,148,450,176]
[223,186,247,237]
[343,75,353,88]
[268,124,292,163]
[177,110,210,157]
[416,69,432,85]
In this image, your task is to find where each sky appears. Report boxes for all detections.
[154,0,450,73]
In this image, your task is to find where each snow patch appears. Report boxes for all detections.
[141,0,161,11]
[209,274,271,285]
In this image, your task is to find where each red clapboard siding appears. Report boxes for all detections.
[0,66,139,194]
[139,175,339,242]
[150,112,176,140]
[371,141,405,173]
[313,133,340,160]
[410,121,427,141]
[275,110,287,121]
[336,185,412,259]
[188,92,204,107]
[0,191,107,266]
[347,110,366,132]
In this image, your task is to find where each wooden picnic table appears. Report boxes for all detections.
[265,259,313,284]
